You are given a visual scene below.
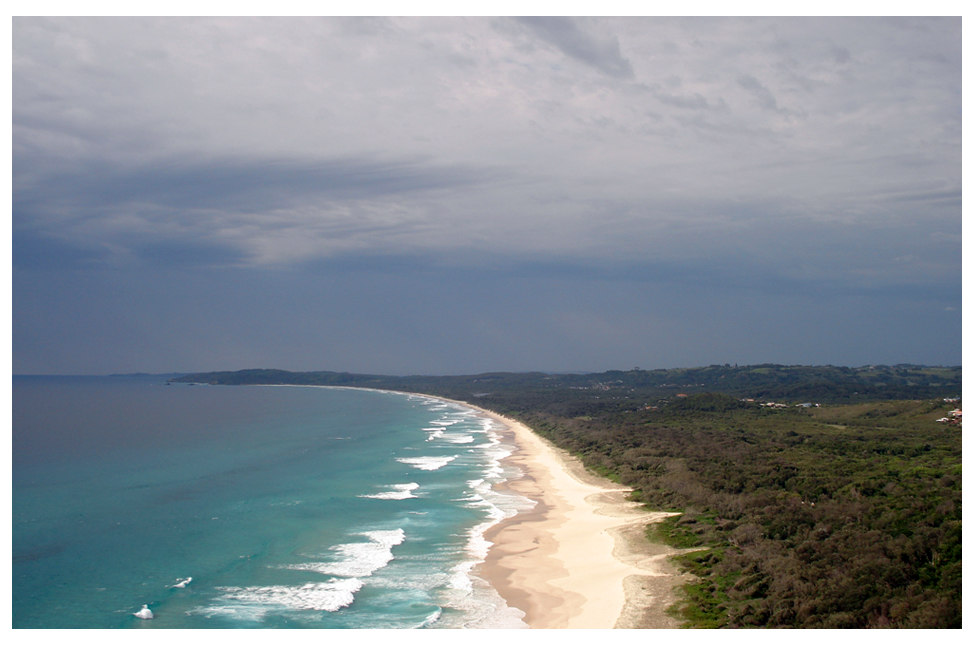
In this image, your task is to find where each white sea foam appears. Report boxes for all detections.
[202,578,364,619]
[359,483,420,500]
[441,434,475,444]
[389,400,534,628]
[418,607,443,628]
[396,456,456,471]
[439,574,529,629]
[392,421,537,627]
[266,390,529,628]
[284,529,406,578]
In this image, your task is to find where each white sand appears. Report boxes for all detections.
[467,405,694,629]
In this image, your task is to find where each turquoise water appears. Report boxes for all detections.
[12,376,532,628]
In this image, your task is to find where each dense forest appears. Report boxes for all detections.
[512,394,962,628]
[172,365,962,628]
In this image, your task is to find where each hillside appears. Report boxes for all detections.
[171,363,961,407]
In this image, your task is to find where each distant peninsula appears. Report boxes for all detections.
[170,363,961,406]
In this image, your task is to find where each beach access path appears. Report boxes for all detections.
[467,405,698,629]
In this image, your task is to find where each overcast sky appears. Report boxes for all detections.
[12,16,962,375]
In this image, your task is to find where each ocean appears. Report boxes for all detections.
[12,375,534,629]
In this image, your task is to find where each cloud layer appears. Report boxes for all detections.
[12,17,962,374]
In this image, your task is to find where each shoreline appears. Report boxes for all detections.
[465,404,693,629]
[248,384,694,628]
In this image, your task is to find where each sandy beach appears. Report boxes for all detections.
[324,386,695,628]
[461,403,696,629]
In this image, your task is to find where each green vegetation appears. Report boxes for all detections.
[170,363,961,406]
[170,365,962,628]
[513,395,962,628]
[648,514,705,548]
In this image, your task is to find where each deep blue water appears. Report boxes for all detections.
[12,375,532,628]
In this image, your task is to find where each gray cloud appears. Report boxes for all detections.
[12,232,110,270]
[13,154,501,267]
[655,91,712,110]
[16,155,492,212]
[737,74,783,112]
[514,17,635,78]
[11,17,961,374]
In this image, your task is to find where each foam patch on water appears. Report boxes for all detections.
[359,483,420,500]
[440,576,529,629]
[441,434,475,444]
[396,456,456,471]
[285,529,406,578]
[418,606,443,628]
[199,578,364,620]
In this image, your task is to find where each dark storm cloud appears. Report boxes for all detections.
[13,255,960,377]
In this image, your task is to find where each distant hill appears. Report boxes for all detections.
[170,364,961,408]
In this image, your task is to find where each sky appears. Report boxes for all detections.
[10,14,964,376]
